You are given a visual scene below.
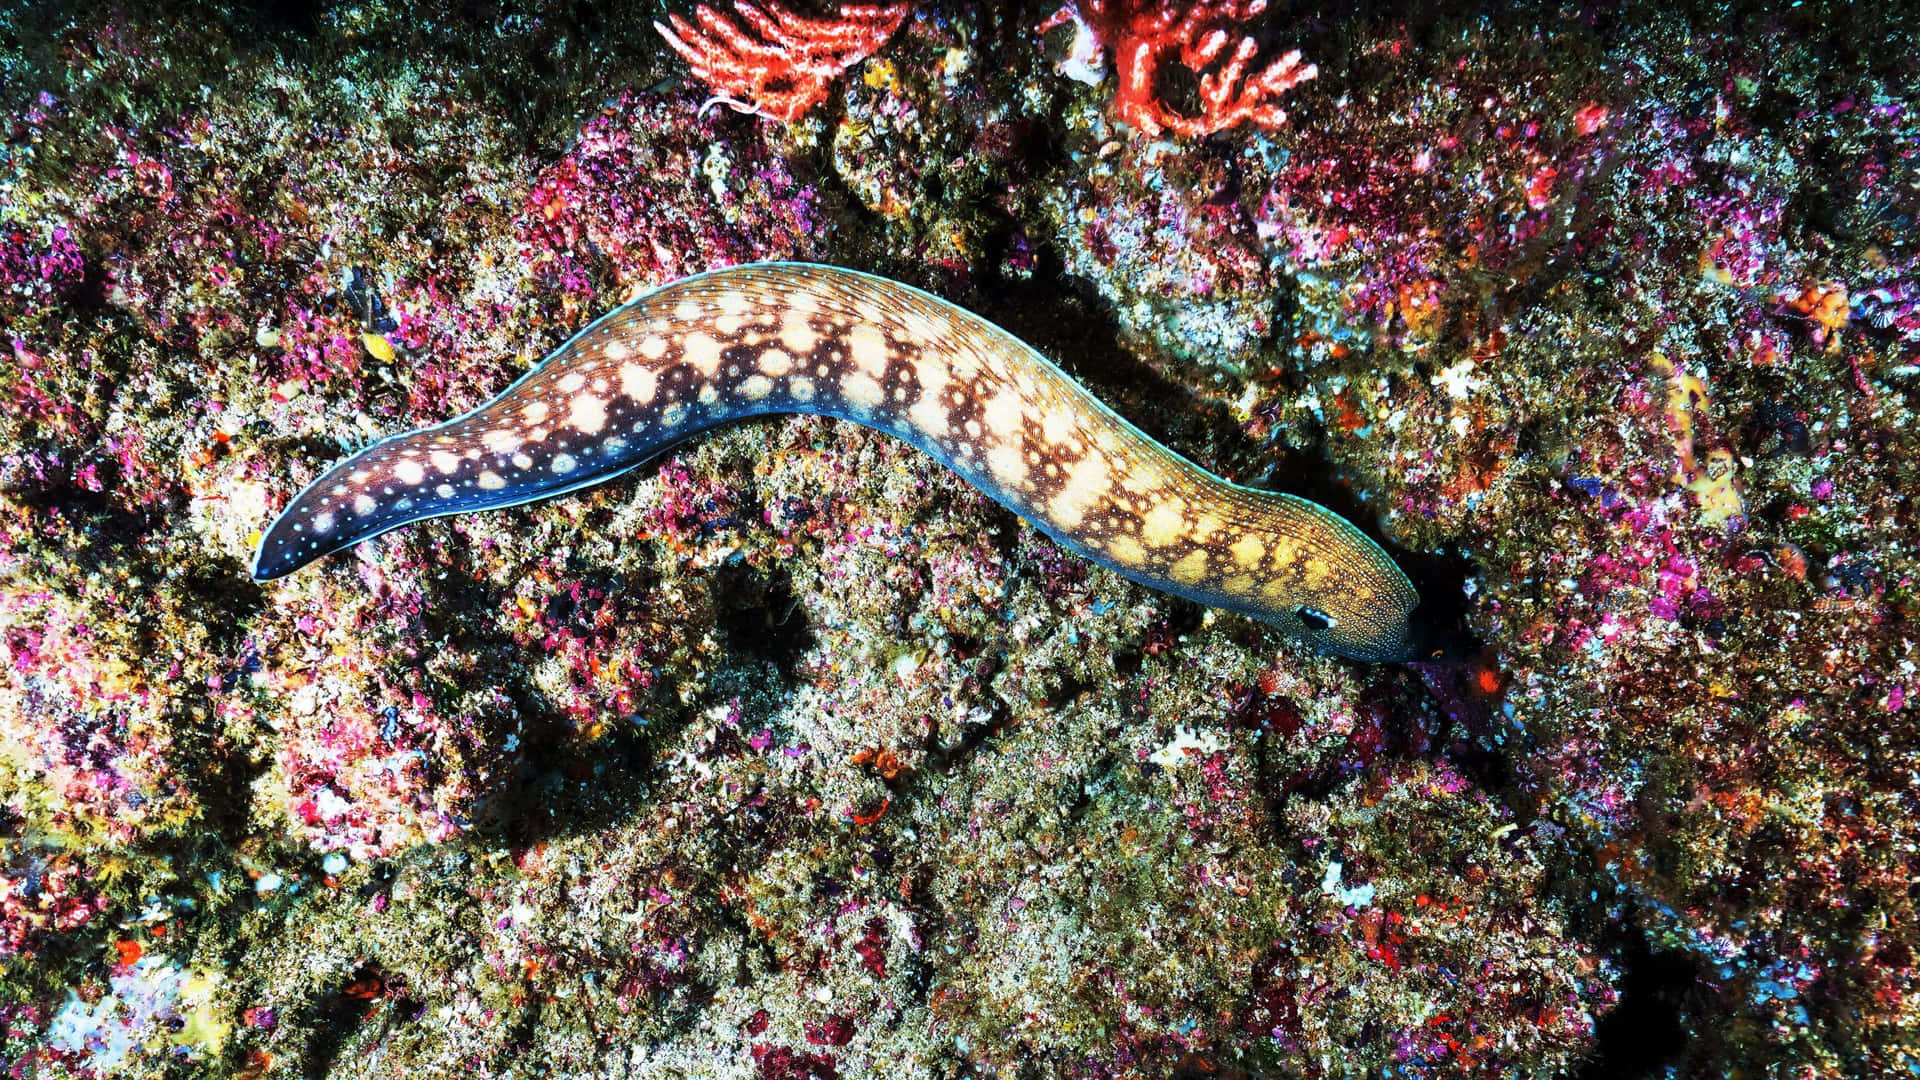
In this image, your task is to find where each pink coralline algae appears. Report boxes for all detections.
[518,89,823,303]
[656,1,911,123]
[0,850,109,960]
[1046,0,1317,137]
[1253,64,1612,348]
[0,592,199,845]
[494,560,689,737]
[271,689,460,861]
[255,579,522,860]
[0,223,86,314]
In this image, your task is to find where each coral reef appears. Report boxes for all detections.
[1,1,1917,1078]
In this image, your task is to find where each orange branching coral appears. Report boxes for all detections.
[1047,0,1317,137]
[655,0,911,123]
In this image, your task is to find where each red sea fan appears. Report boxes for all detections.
[1046,0,1317,137]
[655,0,912,123]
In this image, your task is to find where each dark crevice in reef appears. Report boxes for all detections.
[1403,650,1513,795]
[1392,544,1479,661]
[1047,672,1097,711]
[419,559,667,850]
[180,564,272,645]
[996,257,1247,466]
[303,961,419,1077]
[1575,926,1700,1079]
[925,699,1014,777]
[193,732,269,849]
[1060,750,1120,827]
[487,676,664,851]
[68,253,113,313]
[1439,712,1513,796]
[244,0,323,39]
[5,464,170,565]
[415,552,506,651]
[1543,837,1702,1078]
[489,996,547,1070]
[710,563,814,679]
[707,557,818,757]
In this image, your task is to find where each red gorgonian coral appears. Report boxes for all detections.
[655,0,911,123]
[1045,0,1318,137]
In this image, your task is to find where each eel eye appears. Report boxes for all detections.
[1297,606,1335,632]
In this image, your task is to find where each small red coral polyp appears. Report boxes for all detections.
[1056,0,1317,137]
[656,0,910,123]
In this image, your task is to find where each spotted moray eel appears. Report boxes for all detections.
[253,263,1419,660]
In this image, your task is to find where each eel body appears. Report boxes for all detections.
[253,263,1419,661]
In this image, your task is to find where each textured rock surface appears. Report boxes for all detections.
[1,2,1914,1077]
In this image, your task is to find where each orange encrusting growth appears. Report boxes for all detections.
[253,264,1417,660]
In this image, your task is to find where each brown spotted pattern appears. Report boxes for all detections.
[254,264,1418,660]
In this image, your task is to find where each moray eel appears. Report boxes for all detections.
[253,263,1419,660]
